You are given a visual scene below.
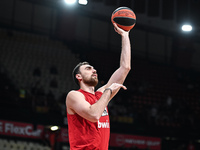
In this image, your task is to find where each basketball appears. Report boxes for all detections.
[111,7,136,31]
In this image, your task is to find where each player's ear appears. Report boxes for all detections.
[76,74,82,80]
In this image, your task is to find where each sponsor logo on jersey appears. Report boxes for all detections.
[98,120,110,128]
[101,107,108,116]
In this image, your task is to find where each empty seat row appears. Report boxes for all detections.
[0,138,51,150]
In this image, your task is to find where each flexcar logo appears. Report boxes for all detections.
[5,123,42,137]
[0,120,43,138]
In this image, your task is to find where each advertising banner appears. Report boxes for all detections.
[57,128,69,142]
[0,120,44,139]
[0,120,161,149]
[110,133,161,150]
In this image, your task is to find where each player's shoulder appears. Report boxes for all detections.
[68,90,79,94]
[66,90,84,100]
[66,90,85,106]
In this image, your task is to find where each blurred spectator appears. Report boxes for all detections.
[166,95,173,108]
[148,104,158,126]
[31,79,41,95]
[19,88,26,99]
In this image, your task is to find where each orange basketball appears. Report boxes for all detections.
[111,7,136,31]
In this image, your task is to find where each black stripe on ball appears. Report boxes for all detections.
[113,17,136,26]
[112,7,134,15]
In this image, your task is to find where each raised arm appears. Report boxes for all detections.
[97,23,131,97]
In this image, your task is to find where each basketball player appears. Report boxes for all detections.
[66,23,131,150]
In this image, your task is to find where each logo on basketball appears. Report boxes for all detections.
[118,11,134,16]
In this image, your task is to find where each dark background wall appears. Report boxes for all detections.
[0,0,200,70]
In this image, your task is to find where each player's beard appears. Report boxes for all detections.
[82,75,98,87]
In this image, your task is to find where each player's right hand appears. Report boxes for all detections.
[109,83,127,93]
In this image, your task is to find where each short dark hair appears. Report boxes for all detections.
[72,62,89,86]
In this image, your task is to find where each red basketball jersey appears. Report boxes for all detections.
[67,89,110,150]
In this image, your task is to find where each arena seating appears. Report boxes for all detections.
[0,27,200,149]
[85,50,200,130]
[0,138,52,150]
[0,28,80,100]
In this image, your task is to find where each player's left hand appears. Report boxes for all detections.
[113,23,129,35]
